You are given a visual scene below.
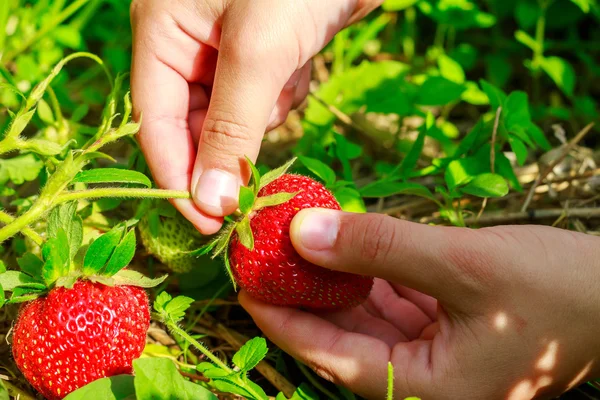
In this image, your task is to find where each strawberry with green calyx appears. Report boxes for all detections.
[0,202,165,400]
[137,200,215,274]
[195,157,373,310]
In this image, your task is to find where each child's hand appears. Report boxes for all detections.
[241,210,600,399]
[130,0,382,234]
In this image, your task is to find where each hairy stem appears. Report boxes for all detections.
[0,210,44,246]
[55,188,191,204]
[167,322,232,372]
[0,202,48,244]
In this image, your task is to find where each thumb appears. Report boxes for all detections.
[290,209,494,309]
[191,13,296,217]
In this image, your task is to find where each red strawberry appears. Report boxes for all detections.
[229,174,373,309]
[12,281,149,400]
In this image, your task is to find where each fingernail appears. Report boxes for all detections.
[193,169,240,216]
[291,209,340,251]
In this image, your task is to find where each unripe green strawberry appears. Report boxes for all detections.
[12,281,149,400]
[138,211,207,273]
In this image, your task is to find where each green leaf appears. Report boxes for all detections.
[397,124,427,177]
[9,110,35,137]
[0,271,45,291]
[445,157,487,189]
[63,375,135,400]
[438,54,465,84]
[111,269,167,288]
[17,253,44,279]
[479,79,507,110]
[0,154,44,185]
[37,99,54,124]
[239,186,256,215]
[416,76,465,106]
[508,137,528,166]
[72,168,152,188]
[83,226,123,275]
[514,30,540,52]
[382,0,418,11]
[276,383,320,400]
[298,156,336,186]
[540,56,576,97]
[197,365,268,400]
[344,13,390,67]
[254,192,300,211]
[360,181,436,202]
[233,337,268,372]
[154,292,194,324]
[133,358,217,400]
[41,230,71,284]
[570,0,591,13]
[103,229,136,276]
[333,187,366,213]
[245,156,262,195]
[259,157,297,190]
[460,173,509,198]
[0,379,9,400]
[48,202,83,260]
[235,216,255,250]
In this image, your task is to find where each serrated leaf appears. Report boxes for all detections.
[0,154,44,185]
[103,229,136,276]
[254,191,300,211]
[298,156,336,186]
[460,173,509,198]
[72,168,152,188]
[63,375,135,400]
[245,156,261,195]
[154,292,172,313]
[82,226,123,275]
[112,269,168,288]
[17,253,44,279]
[232,337,268,372]
[0,271,45,291]
[259,157,297,190]
[154,293,194,324]
[239,186,256,215]
[41,230,71,284]
[48,202,83,260]
[133,358,216,400]
[235,217,254,250]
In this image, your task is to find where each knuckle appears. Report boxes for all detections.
[439,227,500,292]
[355,215,397,265]
[201,113,254,153]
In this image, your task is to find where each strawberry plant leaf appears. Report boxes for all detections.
[72,168,152,188]
[63,375,135,400]
[232,337,268,372]
[48,202,83,260]
[133,358,217,400]
[111,269,167,288]
[17,253,44,279]
[275,383,319,400]
[212,223,236,259]
[254,191,300,211]
[147,208,161,236]
[298,156,336,186]
[41,230,70,284]
[396,120,428,178]
[245,156,262,196]
[360,181,436,202]
[334,187,367,213]
[24,139,66,156]
[82,226,123,275]
[103,229,136,276]
[444,157,486,189]
[0,271,45,291]
[508,136,528,165]
[189,239,219,257]
[460,173,509,198]
[526,122,551,151]
[239,186,256,215]
[0,154,44,185]
[259,157,297,190]
[416,76,466,106]
[235,216,254,250]
[479,79,507,110]
[153,292,194,324]
[540,56,575,97]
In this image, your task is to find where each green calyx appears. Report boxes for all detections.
[0,202,167,307]
[191,157,300,290]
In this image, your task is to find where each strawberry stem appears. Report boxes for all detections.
[166,320,232,372]
[55,188,191,204]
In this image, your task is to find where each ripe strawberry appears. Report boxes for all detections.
[139,210,208,273]
[229,174,373,309]
[12,281,149,400]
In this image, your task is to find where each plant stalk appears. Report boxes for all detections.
[55,188,191,204]
[0,210,44,246]
[167,321,232,372]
